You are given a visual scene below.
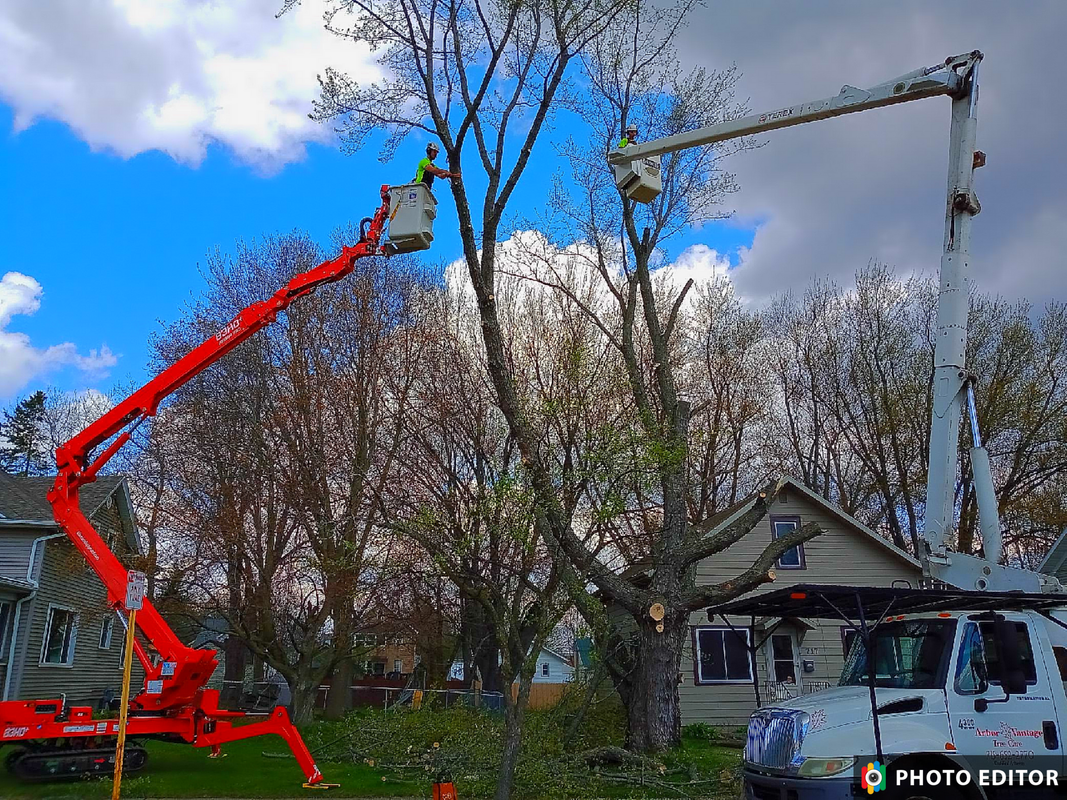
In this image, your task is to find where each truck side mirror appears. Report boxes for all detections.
[993,617,1028,696]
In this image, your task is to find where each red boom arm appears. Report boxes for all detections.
[2,185,395,786]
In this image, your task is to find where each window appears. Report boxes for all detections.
[0,601,11,657]
[372,661,385,676]
[954,620,1037,695]
[770,635,797,684]
[541,663,550,678]
[99,616,114,649]
[694,627,751,683]
[771,516,805,569]
[394,659,402,673]
[841,619,955,690]
[41,606,78,666]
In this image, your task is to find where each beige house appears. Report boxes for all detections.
[682,477,921,727]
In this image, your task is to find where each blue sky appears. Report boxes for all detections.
[0,103,753,406]
[2,0,1062,410]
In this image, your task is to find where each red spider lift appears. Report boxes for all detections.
[0,186,395,786]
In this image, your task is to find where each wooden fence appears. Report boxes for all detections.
[510,682,567,709]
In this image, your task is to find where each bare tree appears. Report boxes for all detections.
[520,3,824,751]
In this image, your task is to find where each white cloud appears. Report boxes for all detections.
[661,244,732,287]
[0,0,379,167]
[444,232,734,331]
[0,272,118,399]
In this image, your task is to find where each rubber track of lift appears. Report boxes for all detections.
[5,743,148,782]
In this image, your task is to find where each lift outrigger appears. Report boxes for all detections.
[0,183,435,785]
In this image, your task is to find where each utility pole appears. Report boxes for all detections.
[112,570,146,800]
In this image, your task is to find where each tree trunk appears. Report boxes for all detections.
[626,614,687,753]
[325,658,353,720]
[495,677,532,800]
[221,635,247,709]
[289,675,320,725]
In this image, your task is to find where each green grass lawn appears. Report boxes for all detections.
[0,722,742,799]
[0,734,423,799]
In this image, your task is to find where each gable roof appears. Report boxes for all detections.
[1039,528,1067,577]
[614,476,920,588]
[0,472,141,554]
[772,475,921,571]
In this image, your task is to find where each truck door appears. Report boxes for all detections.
[949,618,1063,773]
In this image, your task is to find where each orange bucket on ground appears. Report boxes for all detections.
[432,781,457,800]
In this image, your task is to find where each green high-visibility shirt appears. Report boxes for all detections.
[415,156,436,187]
[618,137,630,148]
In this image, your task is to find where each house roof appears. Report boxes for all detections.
[0,575,35,594]
[1039,528,1067,577]
[0,472,141,554]
[618,475,920,582]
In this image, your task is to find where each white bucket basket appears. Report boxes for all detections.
[612,154,662,204]
[387,183,437,253]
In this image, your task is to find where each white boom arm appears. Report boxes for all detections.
[609,51,1064,594]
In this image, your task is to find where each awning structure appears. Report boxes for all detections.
[708,583,1067,623]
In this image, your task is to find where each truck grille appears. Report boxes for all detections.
[745,709,809,771]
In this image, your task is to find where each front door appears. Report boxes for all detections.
[767,632,801,701]
[949,617,1064,773]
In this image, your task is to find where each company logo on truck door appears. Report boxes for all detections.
[2,727,29,738]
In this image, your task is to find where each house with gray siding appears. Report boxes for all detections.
[0,472,145,709]
[680,477,922,727]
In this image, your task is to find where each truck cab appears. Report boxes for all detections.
[709,585,1067,799]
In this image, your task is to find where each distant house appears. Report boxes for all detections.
[0,472,145,708]
[676,477,922,727]
[448,646,575,685]
[353,628,418,679]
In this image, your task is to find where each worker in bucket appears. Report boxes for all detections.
[415,142,460,188]
[618,122,638,148]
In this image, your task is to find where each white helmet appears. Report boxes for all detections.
[427,142,440,156]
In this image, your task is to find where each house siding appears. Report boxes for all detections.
[533,651,574,684]
[10,500,145,707]
[680,489,921,727]
[0,528,40,580]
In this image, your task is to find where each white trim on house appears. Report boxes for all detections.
[39,603,79,668]
[0,600,12,660]
[98,616,114,650]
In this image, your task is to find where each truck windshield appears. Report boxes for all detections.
[840,619,956,690]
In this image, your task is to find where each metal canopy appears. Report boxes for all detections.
[707,583,1067,622]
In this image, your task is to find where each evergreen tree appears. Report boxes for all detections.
[0,391,49,477]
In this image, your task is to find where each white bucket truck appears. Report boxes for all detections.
[710,585,1067,800]
[611,50,1067,798]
